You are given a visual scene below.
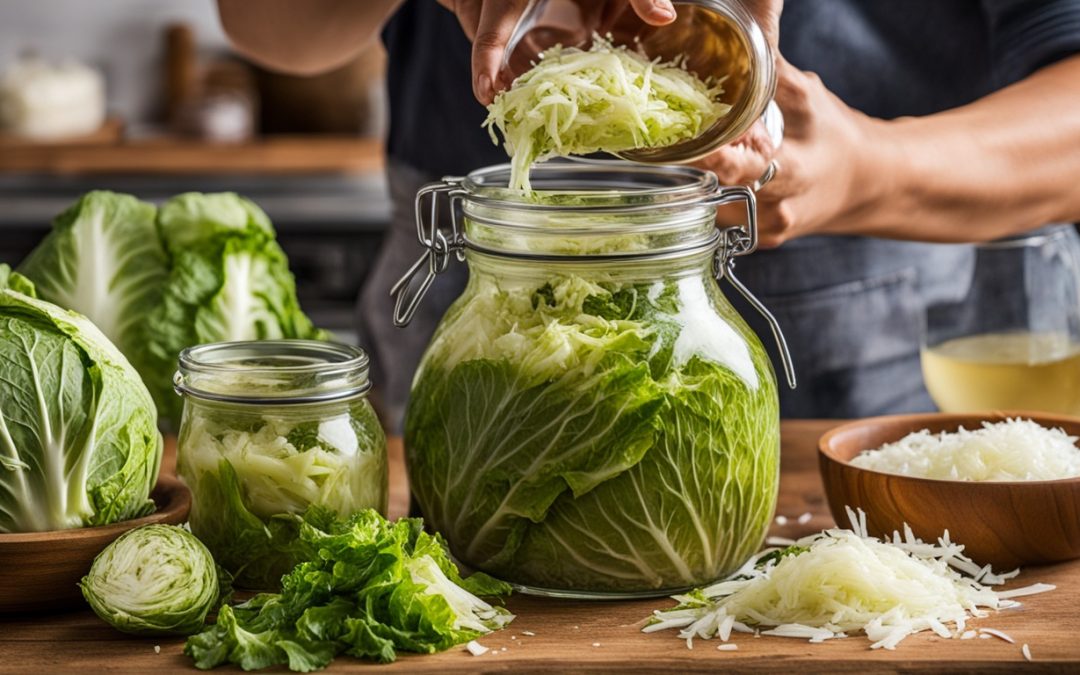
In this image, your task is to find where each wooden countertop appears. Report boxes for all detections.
[3,420,1077,673]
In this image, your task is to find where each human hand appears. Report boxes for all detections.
[437,0,678,104]
[700,59,894,248]
[737,0,781,52]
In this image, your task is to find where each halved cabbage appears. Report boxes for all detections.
[81,524,219,635]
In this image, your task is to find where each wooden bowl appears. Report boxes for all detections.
[819,412,1080,569]
[0,476,191,613]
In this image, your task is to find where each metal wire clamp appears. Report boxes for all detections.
[390,179,796,389]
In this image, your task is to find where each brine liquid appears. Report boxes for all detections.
[921,332,1080,415]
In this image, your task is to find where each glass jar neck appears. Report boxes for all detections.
[460,161,722,259]
[174,340,371,405]
[463,247,718,286]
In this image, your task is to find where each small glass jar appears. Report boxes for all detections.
[393,160,793,598]
[174,340,387,590]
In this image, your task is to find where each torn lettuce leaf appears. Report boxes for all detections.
[185,509,513,671]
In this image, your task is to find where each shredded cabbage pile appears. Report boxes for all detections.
[484,37,730,191]
[644,508,1054,650]
[850,418,1080,481]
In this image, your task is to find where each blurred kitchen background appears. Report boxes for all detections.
[0,0,390,340]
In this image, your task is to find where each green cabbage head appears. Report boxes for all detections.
[81,524,220,635]
[17,191,328,428]
[0,265,162,532]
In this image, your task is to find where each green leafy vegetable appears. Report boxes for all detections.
[17,191,173,404]
[0,270,162,532]
[17,191,328,428]
[178,403,387,589]
[147,193,329,426]
[405,269,779,594]
[0,263,37,296]
[80,524,221,635]
[185,509,514,671]
[484,36,731,191]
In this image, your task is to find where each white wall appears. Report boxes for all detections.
[0,0,230,126]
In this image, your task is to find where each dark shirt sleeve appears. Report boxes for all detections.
[982,0,1080,85]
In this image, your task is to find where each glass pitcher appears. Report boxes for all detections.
[922,226,1080,415]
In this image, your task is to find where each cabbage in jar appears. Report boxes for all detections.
[175,340,387,590]
[398,162,786,597]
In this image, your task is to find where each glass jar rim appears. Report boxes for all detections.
[461,159,720,210]
[174,339,371,405]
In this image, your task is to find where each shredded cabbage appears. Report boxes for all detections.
[178,403,387,589]
[644,508,1054,650]
[849,418,1080,481]
[484,37,731,191]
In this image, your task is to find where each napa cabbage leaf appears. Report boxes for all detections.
[404,272,779,593]
[0,268,162,532]
[17,190,173,399]
[0,263,38,296]
[147,193,329,425]
[17,191,328,428]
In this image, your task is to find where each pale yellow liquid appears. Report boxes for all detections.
[921,332,1080,415]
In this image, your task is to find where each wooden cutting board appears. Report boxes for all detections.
[1,420,1076,673]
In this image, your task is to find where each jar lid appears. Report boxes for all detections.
[174,340,371,405]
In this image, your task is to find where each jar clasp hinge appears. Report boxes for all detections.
[390,177,466,327]
[713,185,797,389]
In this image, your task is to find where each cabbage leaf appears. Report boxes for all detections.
[405,273,778,593]
[0,270,162,531]
[147,193,328,425]
[17,191,173,399]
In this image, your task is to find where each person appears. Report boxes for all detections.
[218,0,1080,427]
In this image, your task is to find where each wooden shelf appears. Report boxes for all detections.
[0,135,384,176]
[0,117,125,148]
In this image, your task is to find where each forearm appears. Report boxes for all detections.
[217,0,403,75]
[865,55,1080,242]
